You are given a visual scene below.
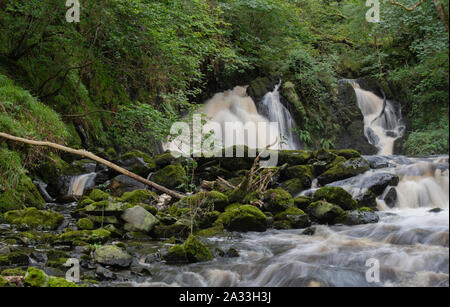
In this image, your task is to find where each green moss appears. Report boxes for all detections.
[4,207,63,230]
[1,268,26,276]
[0,252,29,266]
[88,189,110,202]
[277,150,313,166]
[216,205,267,232]
[282,178,305,196]
[263,188,294,213]
[164,244,188,264]
[121,150,155,165]
[154,153,176,169]
[176,191,229,212]
[274,207,311,229]
[78,197,95,208]
[153,164,186,190]
[314,149,338,163]
[332,149,362,159]
[306,201,345,225]
[77,218,94,230]
[283,165,315,183]
[196,225,224,237]
[47,277,78,287]
[183,235,214,262]
[224,203,242,212]
[313,186,358,211]
[120,189,157,204]
[56,228,111,245]
[0,174,45,213]
[24,267,47,287]
[358,207,375,213]
[318,158,370,185]
[294,196,313,211]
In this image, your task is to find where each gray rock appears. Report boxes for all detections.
[344,210,379,225]
[93,245,133,268]
[380,186,397,208]
[109,175,147,196]
[121,206,158,233]
[95,266,117,280]
[361,173,400,196]
[364,155,391,169]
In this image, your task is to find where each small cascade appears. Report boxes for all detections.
[348,81,405,155]
[257,82,301,150]
[68,173,97,197]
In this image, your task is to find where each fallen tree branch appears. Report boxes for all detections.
[387,0,424,11]
[0,132,185,199]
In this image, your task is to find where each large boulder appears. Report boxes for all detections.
[360,172,400,196]
[164,235,213,264]
[153,164,186,190]
[277,150,313,166]
[306,201,345,225]
[313,187,358,211]
[263,188,294,213]
[93,245,133,268]
[318,158,370,185]
[217,205,267,232]
[109,175,147,197]
[121,206,158,232]
[4,207,63,230]
[274,207,311,229]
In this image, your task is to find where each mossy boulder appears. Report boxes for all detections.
[77,218,94,230]
[121,206,158,232]
[263,188,294,213]
[277,150,313,166]
[0,276,14,287]
[1,268,26,276]
[313,187,358,211]
[314,149,338,164]
[176,191,229,212]
[332,149,362,159]
[153,164,186,190]
[283,165,315,184]
[164,235,213,264]
[154,152,176,169]
[93,245,132,268]
[0,251,29,266]
[275,207,311,229]
[4,207,63,230]
[56,228,111,245]
[281,178,306,196]
[0,175,45,213]
[119,150,156,177]
[294,196,313,211]
[109,175,147,197]
[119,189,157,205]
[318,158,370,185]
[83,200,128,216]
[88,189,110,202]
[47,277,78,287]
[151,221,191,240]
[216,205,267,232]
[306,201,345,225]
[24,267,47,287]
[196,225,224,238]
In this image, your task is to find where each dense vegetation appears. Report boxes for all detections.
[0,0,448,180]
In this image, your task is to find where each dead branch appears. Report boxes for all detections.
[0,132,185,199]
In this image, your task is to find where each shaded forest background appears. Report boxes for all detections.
[0,0,448,190]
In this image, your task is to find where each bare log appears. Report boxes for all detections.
[0,132,185,199]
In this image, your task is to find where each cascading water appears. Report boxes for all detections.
[257,82,302,150]
[68,173,97,197]
[349,82,405,155]
[163,84,301,153]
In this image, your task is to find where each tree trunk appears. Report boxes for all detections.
[0,132,185,199]
[434,0,449,32]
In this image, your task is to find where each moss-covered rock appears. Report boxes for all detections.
[164,235,213,264]
[83,200,128,216]
[154,152,176,169]
[93,245,132,268]
[318,158,370,185]
[293,196,313,211]
[175,191,229,212]
[275,207,311,229]
[119,150,156,177]
[1,268,26,276]
[277,150,313,166]
[216,205,267,232]
[77,218,94,230]
[283,165,315,185]
[56,228,111,245]
[332,149,362,159]
[119,189,157,205]
[340,208,380,226]
[263,188,294,213]
[151,220,191,239]
[24,267,47,287]
[47,277,78,287]
[196,225,224,238]
[281,178,306,196]
[153,164,186,190]
[0,174,45,213]
[0,251,29,266]
[306,201,345,225]
[4,207,63,230]
[313,186,358,211]
[314,149,338,164]
[88,189,110,202]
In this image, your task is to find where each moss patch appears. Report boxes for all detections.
[4,207,63,230]
[313,186,358,211]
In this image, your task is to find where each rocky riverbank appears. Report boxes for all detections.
[0,146,423,287]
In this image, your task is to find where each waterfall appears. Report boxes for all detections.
[164,83,301,153]
[68,173,97,197]
[257,82,301,150]
[349,82,404,155]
